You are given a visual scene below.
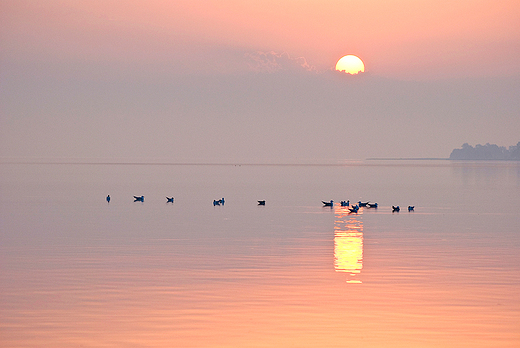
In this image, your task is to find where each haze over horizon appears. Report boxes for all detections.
[2,1,519,162]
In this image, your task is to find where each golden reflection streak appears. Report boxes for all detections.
[334,206,363,283]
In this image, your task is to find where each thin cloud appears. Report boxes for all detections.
[245,51,317,73]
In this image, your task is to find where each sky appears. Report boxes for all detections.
[1,0,519,162]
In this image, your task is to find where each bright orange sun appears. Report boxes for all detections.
[335,55,365,75]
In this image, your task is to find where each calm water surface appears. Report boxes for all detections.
[1,161,519,347]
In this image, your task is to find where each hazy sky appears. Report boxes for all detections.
[1,0,519,162]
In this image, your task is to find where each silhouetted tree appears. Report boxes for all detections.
[510,142,520,160]
[449,142,520,160]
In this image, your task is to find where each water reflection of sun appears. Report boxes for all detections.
[334,206,363,283]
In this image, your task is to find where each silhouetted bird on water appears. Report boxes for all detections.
[106,195,110,203]
[166,197,174,203]
[408,206,414,212]
[340,200,349,206]
[392,205,400,212]
[367,202,378,208]
[213,198,225,206]
[322,200,333,207]
[134,195,144,202]
[258,200,266,205]
[349,204,359,213]
[358,201,369,207]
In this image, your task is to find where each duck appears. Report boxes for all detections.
[106,195,110,203]
[258,200,266,205]
[340,200,350,206]
[349,204,359,213]
[408,206,414,212]
[358,201,369,207]
[367,202,378,208]
[133,195,144,202]
[392,205,400,212]
[322,200,334,207]
[166,197,174,203]
[213,199,221,206]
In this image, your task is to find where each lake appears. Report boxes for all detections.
[1,161,519,347]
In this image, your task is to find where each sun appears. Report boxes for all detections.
[335,55,365,75]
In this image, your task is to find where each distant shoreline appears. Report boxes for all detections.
[449,142,520,161]
[367,158,519,161]
[2,158,519,166]
[366,158,449,161]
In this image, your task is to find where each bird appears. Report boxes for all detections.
[166,197,174,203]
[340,200,350,206]
[213,199,221,206]
[106,195,110,203]
[349,204,359,213]
[408,206,414,212]
[134,195,144,202]
[258,200,266,205]
[322,200,334,207]
[392,205,400,212]
[358,201,369,207]
[220,198,225,205]
[367,202,378,208]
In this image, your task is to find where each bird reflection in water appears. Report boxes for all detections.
[334,205,363,283]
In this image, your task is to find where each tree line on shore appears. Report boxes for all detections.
[449,142,520,160]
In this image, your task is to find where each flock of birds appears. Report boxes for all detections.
[322,200,414,213]
[106,195,414,212]
[107,195,265,206]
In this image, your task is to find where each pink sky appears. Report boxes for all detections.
[1,1,519,161]
[3,0,520,79]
